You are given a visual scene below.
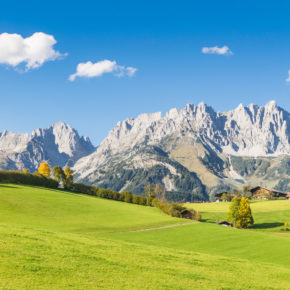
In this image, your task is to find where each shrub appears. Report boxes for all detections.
[112,191,120,200]
[139,196,147,206]
[71,183,91,194]
[132,195,140,204]
[151,199,201,220]
[119,192,125,202]
[146,197,153,206]
[124,191,132,203]
[0,170,58,189]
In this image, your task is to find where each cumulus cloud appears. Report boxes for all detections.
[201,45,233,55]
[286,70,290,83]
[0,32,66,70]
[69,59,137,81]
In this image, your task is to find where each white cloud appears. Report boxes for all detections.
[69,59,137,81]
[201,45,233,55]
[286,70,290,83]
[0,32,66,70]
[126,66,138,77]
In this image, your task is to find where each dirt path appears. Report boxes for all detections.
[127,222,198,233]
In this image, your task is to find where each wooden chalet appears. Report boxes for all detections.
[214,192,231,201]
[250,186,290,199]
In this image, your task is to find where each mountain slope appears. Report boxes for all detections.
[0,122,95,171]
[74,101,290,199]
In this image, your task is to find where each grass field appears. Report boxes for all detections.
[1,184,290,289]
[185,200,290,234]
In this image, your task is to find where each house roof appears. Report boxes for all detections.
[214,192,230,197]
[250,186,290,196]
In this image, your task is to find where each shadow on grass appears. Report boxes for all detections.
[200,218,216,224]
[252,222,284,229]
[0,184,19,189]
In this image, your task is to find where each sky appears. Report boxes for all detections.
[1,0,290,145]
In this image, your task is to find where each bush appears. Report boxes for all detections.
[151,198,201,220]
[71,183,91,194]
[132,195,140,204]
[146,197,153,206]
[0,170,58,189]
[119,192,125,202]
[139,196,147,206]
[124,191,132,203]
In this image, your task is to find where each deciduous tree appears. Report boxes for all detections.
[63,166,74,189]
[38,162,51,177]
[238,197,254,228]
[227,196,254,228]
[52,166,65,183]
[227,196,241,227]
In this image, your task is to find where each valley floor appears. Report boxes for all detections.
[1,184,290,289]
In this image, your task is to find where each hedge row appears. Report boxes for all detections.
[70,183,201,220]
[0,170,58,189]
[153,199,202,220]
[71,183,152,206]
[0,170,200,220]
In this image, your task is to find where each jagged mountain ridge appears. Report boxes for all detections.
[73,101,290,200]
[0,101,289,200]
[0,122,95,171]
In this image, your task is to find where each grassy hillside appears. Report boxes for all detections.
[0,184,185,234]
[1,183,290,289]
[186,200,290,233]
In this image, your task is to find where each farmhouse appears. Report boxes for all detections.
[250,186,290,199]
[214,192,231,201]
[181,209,194,219]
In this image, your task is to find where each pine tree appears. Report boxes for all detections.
[238,197,254,228]
[38,162,51,177]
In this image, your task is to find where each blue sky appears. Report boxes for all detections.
[1,0,290,144]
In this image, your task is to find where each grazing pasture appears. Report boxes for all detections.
[1,184,290,289]
[185,200,290,233]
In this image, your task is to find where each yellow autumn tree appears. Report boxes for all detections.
[237,197,254,228]
[63,166,74,189]
[38,162,51,177]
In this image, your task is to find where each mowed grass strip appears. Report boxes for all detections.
[1,224,290,289]
[0,184,187,234]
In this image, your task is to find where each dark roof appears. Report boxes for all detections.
[218,221,233,227]
[215,192,230,197]
[250,186,290,195]
[181,209,192,214]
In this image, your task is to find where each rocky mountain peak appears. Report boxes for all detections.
[0,123,95,171]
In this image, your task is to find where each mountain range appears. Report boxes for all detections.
[1,101,289,200]
[0,122,95,172]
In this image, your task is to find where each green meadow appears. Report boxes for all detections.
[1,184,290,289]
[186,200,290,234]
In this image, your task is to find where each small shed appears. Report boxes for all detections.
[218,221,233,227]
[181,210,193,219]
